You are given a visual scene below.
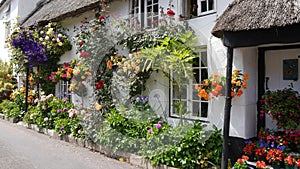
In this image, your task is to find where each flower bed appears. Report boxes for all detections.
[233,88,300,169]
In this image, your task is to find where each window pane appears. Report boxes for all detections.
[193,68,200,83]
[201,68,208,80]
[193,56,200,67]
[200,51,207,66]
[147,0,152,5]
[192,102,200,117]
[153,4,159,13]
[193,89,200,100]
[191,0,198,16]
[201,0,207,12]
[208,0,214,10]
[154,0,158,3]
[200,102,208,118]
[147,6,152,13]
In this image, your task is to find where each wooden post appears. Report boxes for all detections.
[221,47,233,169]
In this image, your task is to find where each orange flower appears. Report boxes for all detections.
[215,84,223,92]
[107,60,112,69]
[233,70,240,75]
[242,155,249,161]
[237,89,243,96]
[211,90,218,96]
[231,79,236,84]
[213,73,218,80]
[231,91,235,98]
[244,73,249,80]
[199,89,210,100]
[242,81,247,89]
[236,80,241,86]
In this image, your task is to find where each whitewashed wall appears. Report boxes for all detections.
[265,48,300,130]
[58,0,130,107]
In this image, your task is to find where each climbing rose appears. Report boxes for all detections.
[167,9,175,16]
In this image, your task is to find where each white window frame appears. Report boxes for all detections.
[58,79,72,101]
[130,0,159,29]
[198,0,216,16]
[188,0,216,18]
[170,48,209,121]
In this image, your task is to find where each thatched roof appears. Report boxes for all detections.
[212,0,300,38]
[22,0,99,26]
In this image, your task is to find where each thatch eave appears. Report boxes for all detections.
[212,0,300,38]
[22,0,100,27]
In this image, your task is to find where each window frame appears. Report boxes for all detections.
[130,0,159,29]
[187,0,216,18]
[57,79,72,101]
[169,47,209,121]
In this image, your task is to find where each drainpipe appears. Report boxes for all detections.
[221,47,233,169]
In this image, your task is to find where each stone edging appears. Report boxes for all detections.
[0,114,178,169]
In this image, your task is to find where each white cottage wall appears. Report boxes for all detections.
[208,42,258,139]
[57,0,130,107]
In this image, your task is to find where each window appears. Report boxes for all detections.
[187,0,216,18]
[58,80,72,101]
[170,48,208,120]
[130,0,159,29]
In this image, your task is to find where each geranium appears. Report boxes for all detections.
[233,155,249,169]
[284,155,295,166]
[256,161,267,169]
[195,70,248,100]
[265,149,284,165]
[261,88,300,130]
[243,141,257,155]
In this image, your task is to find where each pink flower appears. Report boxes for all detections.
[148,128,153,134]
[46,94,53,99]
[40,96,46,102]
[80,51,90,58]
[30,114,34,120]
[156,123,162,129]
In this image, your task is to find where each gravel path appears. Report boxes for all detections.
[0,119,141,169]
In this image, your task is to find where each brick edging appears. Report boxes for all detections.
[0,114,178,169]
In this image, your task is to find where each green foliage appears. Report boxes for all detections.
[0,100,24,120]
[261,88,300,130]
[144,123,223,169]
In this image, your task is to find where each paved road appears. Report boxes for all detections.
[0,120,141,169]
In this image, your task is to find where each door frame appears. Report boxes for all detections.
[257,44,300,133]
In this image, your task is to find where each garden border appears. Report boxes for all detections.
[0,114,178,169]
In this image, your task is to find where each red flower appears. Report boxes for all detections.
[237,158,244,163]
[80,51,90,58]
[79,41,83,47]
[242,155,249,161]
[96,80,104,89]
[256,161,266,169]
[99,15,105,21]
[167,9,175,16]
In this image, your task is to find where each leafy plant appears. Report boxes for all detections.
[261,88,300,130]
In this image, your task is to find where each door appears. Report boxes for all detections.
[265,48,300,129]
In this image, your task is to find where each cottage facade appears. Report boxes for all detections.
[3,0,297,156]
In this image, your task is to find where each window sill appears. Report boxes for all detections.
[168,115,209,123]
[185,11,217,20]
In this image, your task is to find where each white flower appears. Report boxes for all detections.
[45,36,50,40]
[58,42,63,46]
[44,117,48,121]
[58,34,62,37]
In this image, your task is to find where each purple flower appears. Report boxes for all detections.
[57,109,62,114]
[156,123,162,129]
[60,126,65,131]
[148,128,153,134]
[63,108,68,112]
[158,121,163,125]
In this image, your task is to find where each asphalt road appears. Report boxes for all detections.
[0,120,140,169]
